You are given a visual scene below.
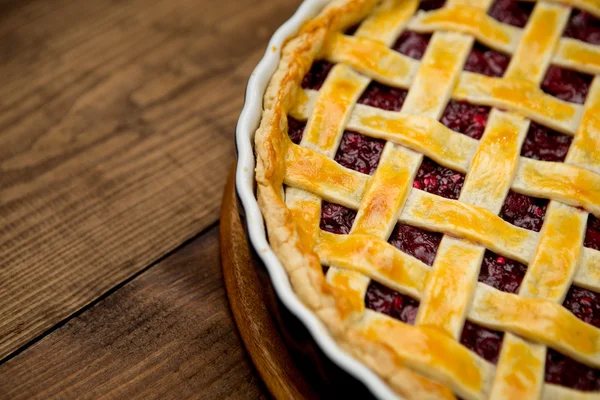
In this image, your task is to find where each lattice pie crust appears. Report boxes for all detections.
[254,0,600,398]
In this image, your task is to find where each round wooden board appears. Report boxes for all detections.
[220,165,319,400]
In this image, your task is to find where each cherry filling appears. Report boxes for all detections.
[487,0,534,28]
[461,327,600,391]
[358,82,407,112]
[320,201,356,234]
[546,349,600,391]
[413,158,465,200]
[478,250,527,294]
[418,0,446,11]
[301,60,334,90]
[440,100,490,139]
[544,287,600,390]
[521,122,573,162]
[460,321,504,364]
[365,281,420,324]
[334,131,385,175]
[464,42,510,78]
[564,286,600,328]
[287,116,306,145]
[392,31,431,60]
[542,65,592,104]
[499,190,548,232]
[564,9,600,45]
[389,223,442,266]
[585,215,600,251]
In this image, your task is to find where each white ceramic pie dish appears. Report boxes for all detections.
[235,1,400,398]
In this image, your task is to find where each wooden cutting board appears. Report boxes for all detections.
[220,165,318,400]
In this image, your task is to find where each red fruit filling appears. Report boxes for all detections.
[365,281,420,324]
[464,42,510,77]
[521,122,573,162]
[392,31,431,60]
[320,201,356,235]
[440,100,490,139]
[564,286,600,328]
[585,215,600,251]
[334,131,385,175]
[542,286,600,390]
[499,190,549,232]
[460,324,600,391]
[478,250,527,294]
[487,0,534,27]
[464,249,600,388]
[460,321,504,364]
[564,9,600,45]
[418,0,446,11]
[414,158,465,199]
[287,116,306,145]
[301,60,334,90]
[542,65,592,104]
[388,223,443,266]
[359,82,408,112]
[464,272,600,388]
[546,349,600,391]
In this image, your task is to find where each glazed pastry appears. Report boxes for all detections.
[254,0,600,398]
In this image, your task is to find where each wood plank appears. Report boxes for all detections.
[221,166,319,400]
[0,0,300,360]
[0,226,268,400]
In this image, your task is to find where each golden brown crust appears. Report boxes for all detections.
[255,0,373,321]
[253,0,600,398]
[253,1,457,398]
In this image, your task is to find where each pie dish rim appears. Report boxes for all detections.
[234,1,400,399]
[237,0,600,397]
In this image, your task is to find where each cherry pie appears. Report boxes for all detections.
[254,0,600,398]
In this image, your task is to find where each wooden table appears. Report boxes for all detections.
[0,0,301,397]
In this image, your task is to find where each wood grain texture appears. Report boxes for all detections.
[0,0,301,360]
[221,166,318,400]
[0,225,269,400]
